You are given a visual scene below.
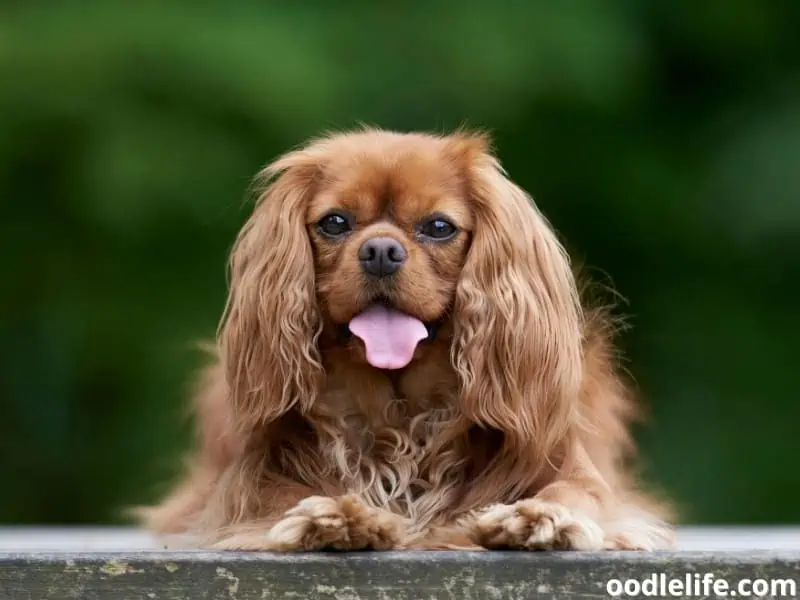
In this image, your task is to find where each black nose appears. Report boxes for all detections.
[358,237,407,278]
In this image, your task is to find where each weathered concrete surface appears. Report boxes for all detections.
[0,528,798,599]
[2,526,798,552]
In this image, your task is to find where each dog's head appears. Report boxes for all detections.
[221,129,583,445]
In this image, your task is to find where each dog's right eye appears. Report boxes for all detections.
[317,213,352,238]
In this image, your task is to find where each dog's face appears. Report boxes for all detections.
[221,129,584,443]
[306,136,474,369]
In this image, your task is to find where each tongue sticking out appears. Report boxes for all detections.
[348,303,428,370]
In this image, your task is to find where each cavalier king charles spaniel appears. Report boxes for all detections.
[141,128,674,552]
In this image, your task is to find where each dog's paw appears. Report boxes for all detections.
[210,495,404,552]
[338,494,407,550]
[472,499,604,551]
[264,495,350,551]
[261,494,404,552]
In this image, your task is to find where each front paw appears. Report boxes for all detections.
[471,499,604,551]
[266,494,405,552]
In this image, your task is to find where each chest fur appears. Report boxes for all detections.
[312,362,466,524]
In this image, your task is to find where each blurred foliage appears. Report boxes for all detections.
[1,0,799,525]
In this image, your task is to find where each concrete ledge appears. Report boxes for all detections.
[1,528,799,599]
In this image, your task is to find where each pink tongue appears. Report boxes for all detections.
[348,304,428,370]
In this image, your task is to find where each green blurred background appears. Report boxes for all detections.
[1,1,798,526]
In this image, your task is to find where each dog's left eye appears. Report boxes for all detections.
[419,217,457,241]
[317,213,352,238]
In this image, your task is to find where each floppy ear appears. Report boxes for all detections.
[218,151,323,434]
[451,135,583,451]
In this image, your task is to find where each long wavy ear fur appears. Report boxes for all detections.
[451,133,584,453]
[219,151,323,434]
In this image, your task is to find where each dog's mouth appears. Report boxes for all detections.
[338,301,441,370]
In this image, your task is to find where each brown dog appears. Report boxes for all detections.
[140,128,674,552]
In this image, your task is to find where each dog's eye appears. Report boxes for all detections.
[419,217,457,241]
[317,213,352,238]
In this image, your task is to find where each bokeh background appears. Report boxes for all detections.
[1,1,799,526]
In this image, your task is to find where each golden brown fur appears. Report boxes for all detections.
[140,128,674,551]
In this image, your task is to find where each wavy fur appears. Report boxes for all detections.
[140,128,674,552]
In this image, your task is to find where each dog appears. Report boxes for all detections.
[140,128,674,551]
